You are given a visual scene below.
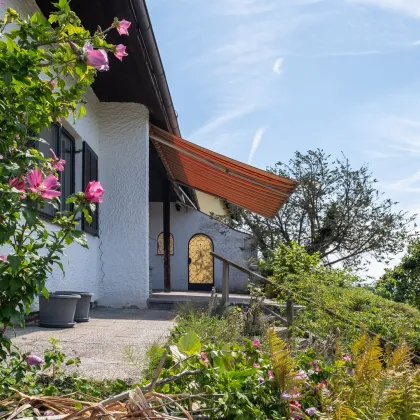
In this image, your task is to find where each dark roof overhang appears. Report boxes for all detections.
[35,0,198,207]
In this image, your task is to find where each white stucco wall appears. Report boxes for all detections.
[149,203,257,292]
[2,0,150,309]
[98,104,149,308]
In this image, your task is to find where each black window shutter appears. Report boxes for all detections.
[38,126,59,219]
[82,141,99,236]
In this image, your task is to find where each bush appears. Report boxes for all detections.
[142,316,420,418]
[267,243,420,352]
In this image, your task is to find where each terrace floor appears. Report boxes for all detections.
[8,308,175,381]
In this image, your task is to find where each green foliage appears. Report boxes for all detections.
[267,328,295,392]
[268,243,420,352]
[172,306,245,347]
[0,3,126,355]
[228,149,414,270]
[142,309,420,419]
[377,237,420,309]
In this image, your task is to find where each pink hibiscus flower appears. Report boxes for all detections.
[50,149,65,171]
[83,44,109,71]
[115,19,131,36]
[114,44,128,61]
[252,339,261,348]
[27,169,60,199]
[85,181,104,203]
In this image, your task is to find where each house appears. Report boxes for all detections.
[4,0,297,309]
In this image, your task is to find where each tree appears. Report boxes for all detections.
[376,238,420,309]
[0,3,129,355]
[228,149,415,270]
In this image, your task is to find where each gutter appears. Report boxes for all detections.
[129,0,180,138]
[129,0,199,208]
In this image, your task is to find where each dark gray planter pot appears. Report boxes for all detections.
[55,291,94,322]
[39,293,81,328]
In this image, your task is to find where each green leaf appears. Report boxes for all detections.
[177,331,201,356]
[82,208,92,224]
[64,234,73,245]
[77,105,86,119]
[30,12,45,25]
[227,368,256,380]
[23,207,38,227]
[73,232,88,249]
[58,0,70,13]
[48,14,58,24]
[169,345,187,363]
[41,287,49,299]
[5,36,18,52]
[7,255,23,273]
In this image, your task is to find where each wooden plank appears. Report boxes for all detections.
[222,261,230,306]
[163,179,171,292]
[211,251,274,286]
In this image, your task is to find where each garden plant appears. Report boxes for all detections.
[0,1,130,356]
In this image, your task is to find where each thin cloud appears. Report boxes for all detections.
[248,127,265,164]
[189,105,255,140]
[348,0,420,18]
[272,57,284,74]
[388,171,420,192]
[313,49,383,57]
[186,2,319,147]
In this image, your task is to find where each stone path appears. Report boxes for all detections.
[8,308,175,381]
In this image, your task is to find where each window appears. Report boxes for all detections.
[38,126,75,219]
[82,141,99,236]
[157,232,174,255]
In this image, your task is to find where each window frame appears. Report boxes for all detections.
[37,125,75,220]
[157,232,174,255]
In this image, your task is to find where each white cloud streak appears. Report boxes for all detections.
[348,0,420,18]
[185,0,320,147]
[388,171,420,192]
[248,127,265,164]
[272,57,284,74]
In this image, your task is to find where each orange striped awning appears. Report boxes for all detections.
[150,125,297,218]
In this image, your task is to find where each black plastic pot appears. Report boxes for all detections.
[55,291,94,322]
[39,293,81,328]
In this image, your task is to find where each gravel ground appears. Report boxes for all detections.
[8,308,176,381]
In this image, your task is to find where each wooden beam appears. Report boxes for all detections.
[222,261,230,307]
[211,251,274,286]
[163,179,171,292]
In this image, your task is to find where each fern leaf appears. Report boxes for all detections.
[267,327,296,392]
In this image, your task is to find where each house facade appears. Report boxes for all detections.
[2,0,296,310]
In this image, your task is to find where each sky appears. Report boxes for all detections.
[147,0,420,278]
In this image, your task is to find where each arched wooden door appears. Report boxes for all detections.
[188,234,214,290]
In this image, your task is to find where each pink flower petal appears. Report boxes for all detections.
[42,174,59,189]
[41,190,61,199]
[27,169,42,189]
[116,19,131,36]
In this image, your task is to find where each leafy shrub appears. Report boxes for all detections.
[143,316,420,419]
[267,243,420,352]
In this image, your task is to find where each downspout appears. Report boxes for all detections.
[129,0,180,138]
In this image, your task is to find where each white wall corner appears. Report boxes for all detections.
[98,103,150,308]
